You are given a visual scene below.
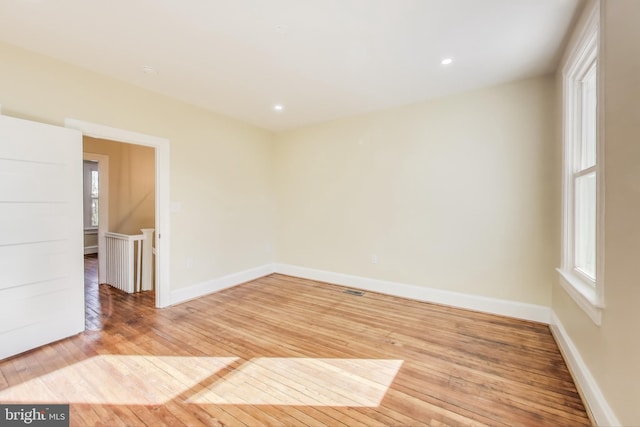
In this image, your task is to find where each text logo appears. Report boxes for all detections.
[0,405,69,427]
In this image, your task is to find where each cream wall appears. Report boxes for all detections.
[83,231,97,249]
[552,1,640,425]
[84,137,155,235]
[275,76,557,306]
[0,41,276,291]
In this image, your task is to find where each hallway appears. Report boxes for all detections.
[83,254,154,332]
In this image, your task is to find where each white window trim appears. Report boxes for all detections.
[558,1,604,326]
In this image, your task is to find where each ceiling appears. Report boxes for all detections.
[0,0,582,131]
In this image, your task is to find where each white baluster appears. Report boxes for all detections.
[141,228,154,291]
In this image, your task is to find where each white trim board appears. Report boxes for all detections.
[275,264,551,323]
[550,311,620,427]
[169,263,550,323]
[65,118,171,308]
[171,264,276,305]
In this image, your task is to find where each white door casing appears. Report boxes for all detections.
[0,115,84,360]
[65,119,171,308]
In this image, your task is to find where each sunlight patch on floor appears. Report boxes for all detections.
[187,358,404,407]
[0,356,402,407]
[0,355,238,405]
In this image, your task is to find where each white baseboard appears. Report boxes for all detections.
[274,263,550,323]
[170,264,275,305]
[84,246,98,255]
[550,311,620,427]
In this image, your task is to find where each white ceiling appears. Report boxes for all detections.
[0,0,582,131]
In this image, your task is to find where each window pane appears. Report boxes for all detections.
[91,198,99,227]
[91,170,99,198]
[575,172,596,280]
[580,65,597,170]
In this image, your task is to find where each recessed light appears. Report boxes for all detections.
[441,58,453,65]
[274,104,284,111]
[142,65,158,75]
[274,24,289,34]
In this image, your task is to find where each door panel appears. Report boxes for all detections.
[0,203,68,245]
[0,115,84,360]
[0,160,67,201]
[0,242,70,291]
[0,279,75,331]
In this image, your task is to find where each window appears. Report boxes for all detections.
[83,160,99,229]
[90,169,99,227]
[558,3,603,325]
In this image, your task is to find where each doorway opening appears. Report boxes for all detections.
[66,118,171,312]
[82,137,156,315]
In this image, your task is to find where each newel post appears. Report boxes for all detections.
[141,228,154,291]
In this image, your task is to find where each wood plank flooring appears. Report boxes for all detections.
[0,255,592,426]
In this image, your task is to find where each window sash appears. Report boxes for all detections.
[90,197,99,228]
[570,55,597,283]
[578,64,597,171]
[83,161,99,229]
[573,172,596,281]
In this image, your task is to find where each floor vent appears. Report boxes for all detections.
[343,289,365,296]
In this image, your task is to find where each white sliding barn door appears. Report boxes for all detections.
[0,115,84,360]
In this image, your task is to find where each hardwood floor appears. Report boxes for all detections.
[0,256,591,426]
